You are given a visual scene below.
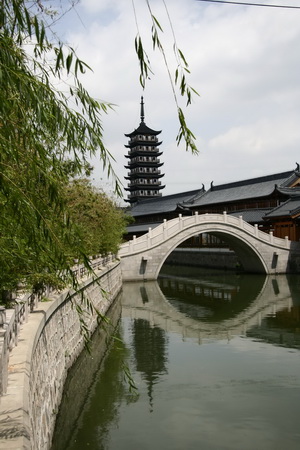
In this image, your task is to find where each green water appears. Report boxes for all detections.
[51,267,300,450]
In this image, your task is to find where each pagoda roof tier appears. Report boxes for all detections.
[126,186,165,192]
[125,162,164,169]
[125,174,164,179]
[125,194,163,204]
[125,151,163,158]
[125,122,161,138]
[125,173,164,180]
[125,141,162,148]
[125,185,166,192]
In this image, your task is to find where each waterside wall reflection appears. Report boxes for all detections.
[51,297,123,450]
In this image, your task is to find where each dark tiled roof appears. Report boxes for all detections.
[183,170,295,207]
[229,209,272,223]
[264,197,300,219]
[126,222,162,234]
[129,188,204,217]
[125,121,161,137]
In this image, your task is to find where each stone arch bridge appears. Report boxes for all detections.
[119,213,300,280]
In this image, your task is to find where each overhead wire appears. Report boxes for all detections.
[196,0,300,9]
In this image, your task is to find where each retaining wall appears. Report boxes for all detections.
[0,259,122,450]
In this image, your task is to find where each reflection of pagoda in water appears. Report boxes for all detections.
[131,318,168,412]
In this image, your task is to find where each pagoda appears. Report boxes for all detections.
[124,97,165,204]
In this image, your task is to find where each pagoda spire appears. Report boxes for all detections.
[140,96,145,123]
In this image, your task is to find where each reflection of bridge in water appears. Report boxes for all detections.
[121,275,294,342]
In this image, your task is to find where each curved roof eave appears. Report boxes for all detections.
[276,186,300,197]
[125,122,161,137]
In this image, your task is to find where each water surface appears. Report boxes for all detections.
[51,268,300,450]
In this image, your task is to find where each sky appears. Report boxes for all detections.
[52,0,300,201]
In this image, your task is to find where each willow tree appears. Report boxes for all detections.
[0,0,120,296]
[0,0,198,299]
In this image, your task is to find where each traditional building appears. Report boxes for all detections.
[124,97,165,204]
[125,164,300,242]
[183,167,300,241]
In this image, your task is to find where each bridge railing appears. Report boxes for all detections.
[0,254,115,396]
[119,212,291,256]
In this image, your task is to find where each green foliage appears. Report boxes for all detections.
[65,179,128,256]
[0,0,122,302]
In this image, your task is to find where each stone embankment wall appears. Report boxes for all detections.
[0,259,122,450]
[165,248,239,270]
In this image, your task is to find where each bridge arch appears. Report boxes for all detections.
[154,227,267,278]
[119,213,295,281]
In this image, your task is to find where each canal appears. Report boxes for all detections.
[51,266,300,450]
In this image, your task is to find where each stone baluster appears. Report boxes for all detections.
[148,228,152,248]
[14,303,20,346]
[9,326,16,351]
[129,239,133,253]
[0,307,6,328]
[29,294,35,312]
[163,219,167,240]
[239,215,243,228]
[179,214,183,230]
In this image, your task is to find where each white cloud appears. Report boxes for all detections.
[56,0,300,197]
